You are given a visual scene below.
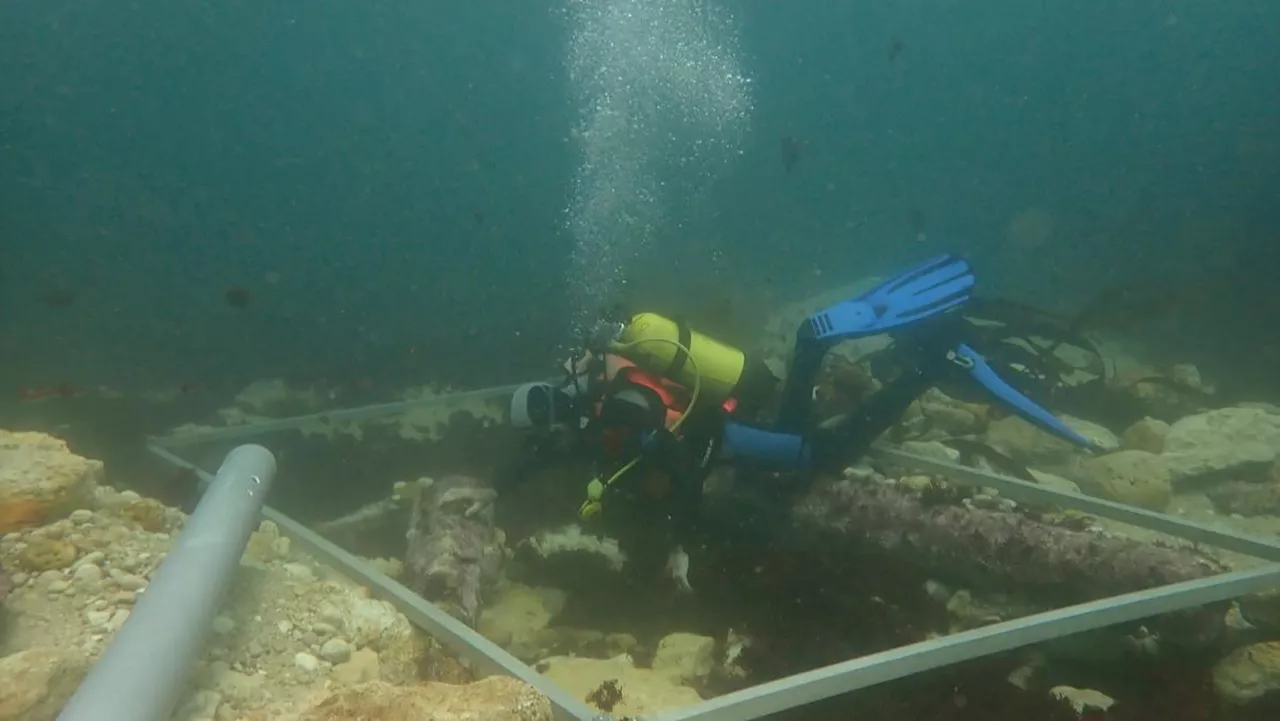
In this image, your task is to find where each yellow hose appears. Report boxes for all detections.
[579,337,701,519]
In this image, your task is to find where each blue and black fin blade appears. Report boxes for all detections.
[952,344,1098,450]
[807,254,975,342]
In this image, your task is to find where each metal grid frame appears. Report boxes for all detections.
[147,386,1280,721]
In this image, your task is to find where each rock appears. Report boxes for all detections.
[898,440,962,464]
[1050,685,1116,715]
[986,416,1106,466]
[16,537,77,572]
[294,652,320,674]
[1213,641,1280,705]
[284,677,552,721]
[1027,469,1082,495]
[1239,591,1280,633]
[0,647,90,721]
[0,431,102,534]
[319,638,353,664]
[1161,408,1280,486]
[1120,417,1171,454]
[211,615,236,636]
[173,689,222,721]
[1062,416,1120,452]
[651,632,716,685]
[478,584,567,648]
[331,649,381,685]
[539,654,703,717]
[1205,482,1280,517]
[72,561,103,586]
[1076,451,1172,511]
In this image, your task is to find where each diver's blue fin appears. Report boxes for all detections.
[806,254,975,342]
[950,344,1098,450]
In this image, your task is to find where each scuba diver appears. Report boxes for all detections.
[502,255,1097,591]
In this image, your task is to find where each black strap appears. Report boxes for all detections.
[665,317,694,378]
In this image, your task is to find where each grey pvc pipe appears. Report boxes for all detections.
[59,444,277,721]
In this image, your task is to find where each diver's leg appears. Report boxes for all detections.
[805,255,974,342]
[776,255,975,432]
[775,321,829,432]
[806,315,964,471]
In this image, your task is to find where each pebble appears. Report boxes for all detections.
[47,580,71,594]
[74,564,104,585]
[319,638,352,664]
[76,551,106,568]
[316,603,344,629]
[85,610,113,626]
[109,569,147,591]
[212,616,236,636]
[69,509,94,524]
[294,652,320,673]
[282,563,314,582]
[311,622,338,637]
[271,537,291,558]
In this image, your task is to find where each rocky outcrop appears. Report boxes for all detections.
[984,414,1117,467]
[0,430,545,721]
[0,430,102,534]
[1076,450,1173,511]
[1160,407,1280,486]
[537,646,709,717]
[1213,641,1280,705]
[1120,417,1171,454]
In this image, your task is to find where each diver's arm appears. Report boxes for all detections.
[637,423,717,548]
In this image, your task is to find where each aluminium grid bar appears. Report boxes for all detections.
[148,382,531,449]
[144,442,600,721]
[647,563,1280,721]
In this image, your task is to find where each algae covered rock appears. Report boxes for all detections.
[1213,641,1280,705]
[1120,417,1171,454]
[0,430,102,534]
[1076,450,1172,511]
[1161,407,1280,486]
[0,646,90,721]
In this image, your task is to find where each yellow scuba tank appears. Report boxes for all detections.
[615,312,746,403]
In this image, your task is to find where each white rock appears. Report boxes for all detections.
[293,652,320,673]
[85,610,112,626]
[69,509,94,524]
[282,562,315,582]
[211,616,236,635]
